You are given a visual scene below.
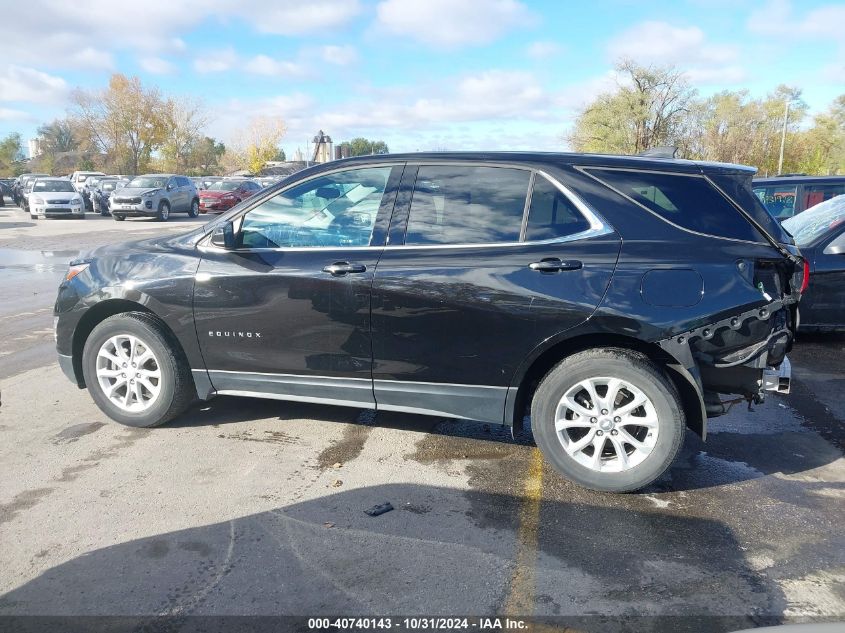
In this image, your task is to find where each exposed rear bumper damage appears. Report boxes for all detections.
[657,296,798,425]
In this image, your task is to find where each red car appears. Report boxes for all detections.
[198,179,262,213]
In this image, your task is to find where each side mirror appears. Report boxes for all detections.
[210,221,236,249]
[166,184,174,191]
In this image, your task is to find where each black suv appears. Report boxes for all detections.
[54,153,804,492]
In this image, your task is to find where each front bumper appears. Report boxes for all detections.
[34,205,83,218]
[110,203,156,217]
[199,199,233,213]
[57,352,78,385]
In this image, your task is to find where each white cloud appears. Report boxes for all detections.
[607,21,745,84]
[0,65,68,103]
[321,45,358,66]
[0,107,32,121]
[375,0,533,48]
[748,0,845,43]
[244,55,305,77]
[526,41,562,60]
[250,0,362,35]
[139,57,177,75]
[194,48,239,74]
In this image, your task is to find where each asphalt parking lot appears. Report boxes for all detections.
[0,203,843,631]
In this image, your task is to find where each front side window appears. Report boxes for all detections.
[239,166,392,249]
[590,168,763,242]
[753,184,798,219]
[405,166,530,245]
[525,175,590,241]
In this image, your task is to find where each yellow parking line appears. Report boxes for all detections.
[504,446,544,616]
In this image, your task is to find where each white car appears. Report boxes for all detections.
[69,170,106,193]
[29,178,85,220]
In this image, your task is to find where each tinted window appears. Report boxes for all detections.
[525,175,590,241]
[802,183,845,212]
[178,177,191,187]
[590,168,763,242]
[405,166,529,245]
[753,184,798,219]
[239,167,391,249]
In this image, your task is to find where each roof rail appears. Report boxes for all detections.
[638,146,678,158]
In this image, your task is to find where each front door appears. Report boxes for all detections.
[805,228,845,327]
[194,165,402,407]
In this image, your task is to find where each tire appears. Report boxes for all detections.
[188,199,199,218]
[30,213,37,220]
[113,214,125,221]
[531,348,684,493]
[157,200,170,221]
[81,312,195,428]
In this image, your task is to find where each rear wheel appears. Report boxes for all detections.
[188,199,199,218]
[531,348,684,492]
[81,313,194,427]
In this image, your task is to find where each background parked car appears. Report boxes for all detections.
[69,171,106,193]
[109,174,199,221]
[198,178,262,213]
[0,179,13,206]
[782,194,845,331]
[753,175,845,221]
[91,177,129,215]
[14,173,49,207]
[28,177,84,220]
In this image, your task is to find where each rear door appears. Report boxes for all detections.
[805,228,845,327]
[370,164,620,423]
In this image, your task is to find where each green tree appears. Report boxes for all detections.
[272,147,286,161]
[187,136,226,174]
[0,133,24,175]
[569,59,697,155]
[37,119,78,154]
[340,137,390,156]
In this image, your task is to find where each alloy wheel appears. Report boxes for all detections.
[95,334,162,412]
[554,376,659,473]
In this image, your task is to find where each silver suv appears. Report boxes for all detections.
[109,174,199,221]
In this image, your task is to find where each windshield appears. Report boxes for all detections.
[208,180,242,191]
[127,176,167,189]
[33,180,76,193]
[782,195,845,247]
[101,181,122,192]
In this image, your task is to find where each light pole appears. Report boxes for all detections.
[777,99,790,176]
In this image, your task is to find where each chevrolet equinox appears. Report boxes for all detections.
[54,153,805,492]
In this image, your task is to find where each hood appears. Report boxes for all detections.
[115,187,161,197]
[77,229,206,264]
[199,189,238,199]
[32,190,80,200]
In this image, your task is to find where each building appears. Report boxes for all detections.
[311,130,333,164]
[28,138,43,159]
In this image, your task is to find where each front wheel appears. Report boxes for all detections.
[157,200,170,221]
[531,348,684,493]
[113,214,125,221]
[81,313,195,427]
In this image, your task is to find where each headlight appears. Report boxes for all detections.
[31,196,44,204]
[142,190,158,198]
[71,196,81,204]
[65,263,90,281]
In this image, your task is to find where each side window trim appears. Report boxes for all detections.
[518,171,536,242]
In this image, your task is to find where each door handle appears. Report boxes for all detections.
[323,262,367,276]
[529,258,582,273]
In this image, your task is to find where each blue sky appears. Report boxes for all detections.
[1,0,843,158]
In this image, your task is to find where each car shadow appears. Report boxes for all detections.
[169,394,842,494]
[0,483,786,631]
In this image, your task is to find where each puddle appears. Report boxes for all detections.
[0,248,80,274]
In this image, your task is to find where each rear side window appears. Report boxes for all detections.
[753,184,797,219]
[802,183,845,211]
[525,175,590,241]
[588,168,763,243]
[405,166,530,245]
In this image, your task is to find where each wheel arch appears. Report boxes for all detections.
[71,300,179,388]
[508,332,706,439]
